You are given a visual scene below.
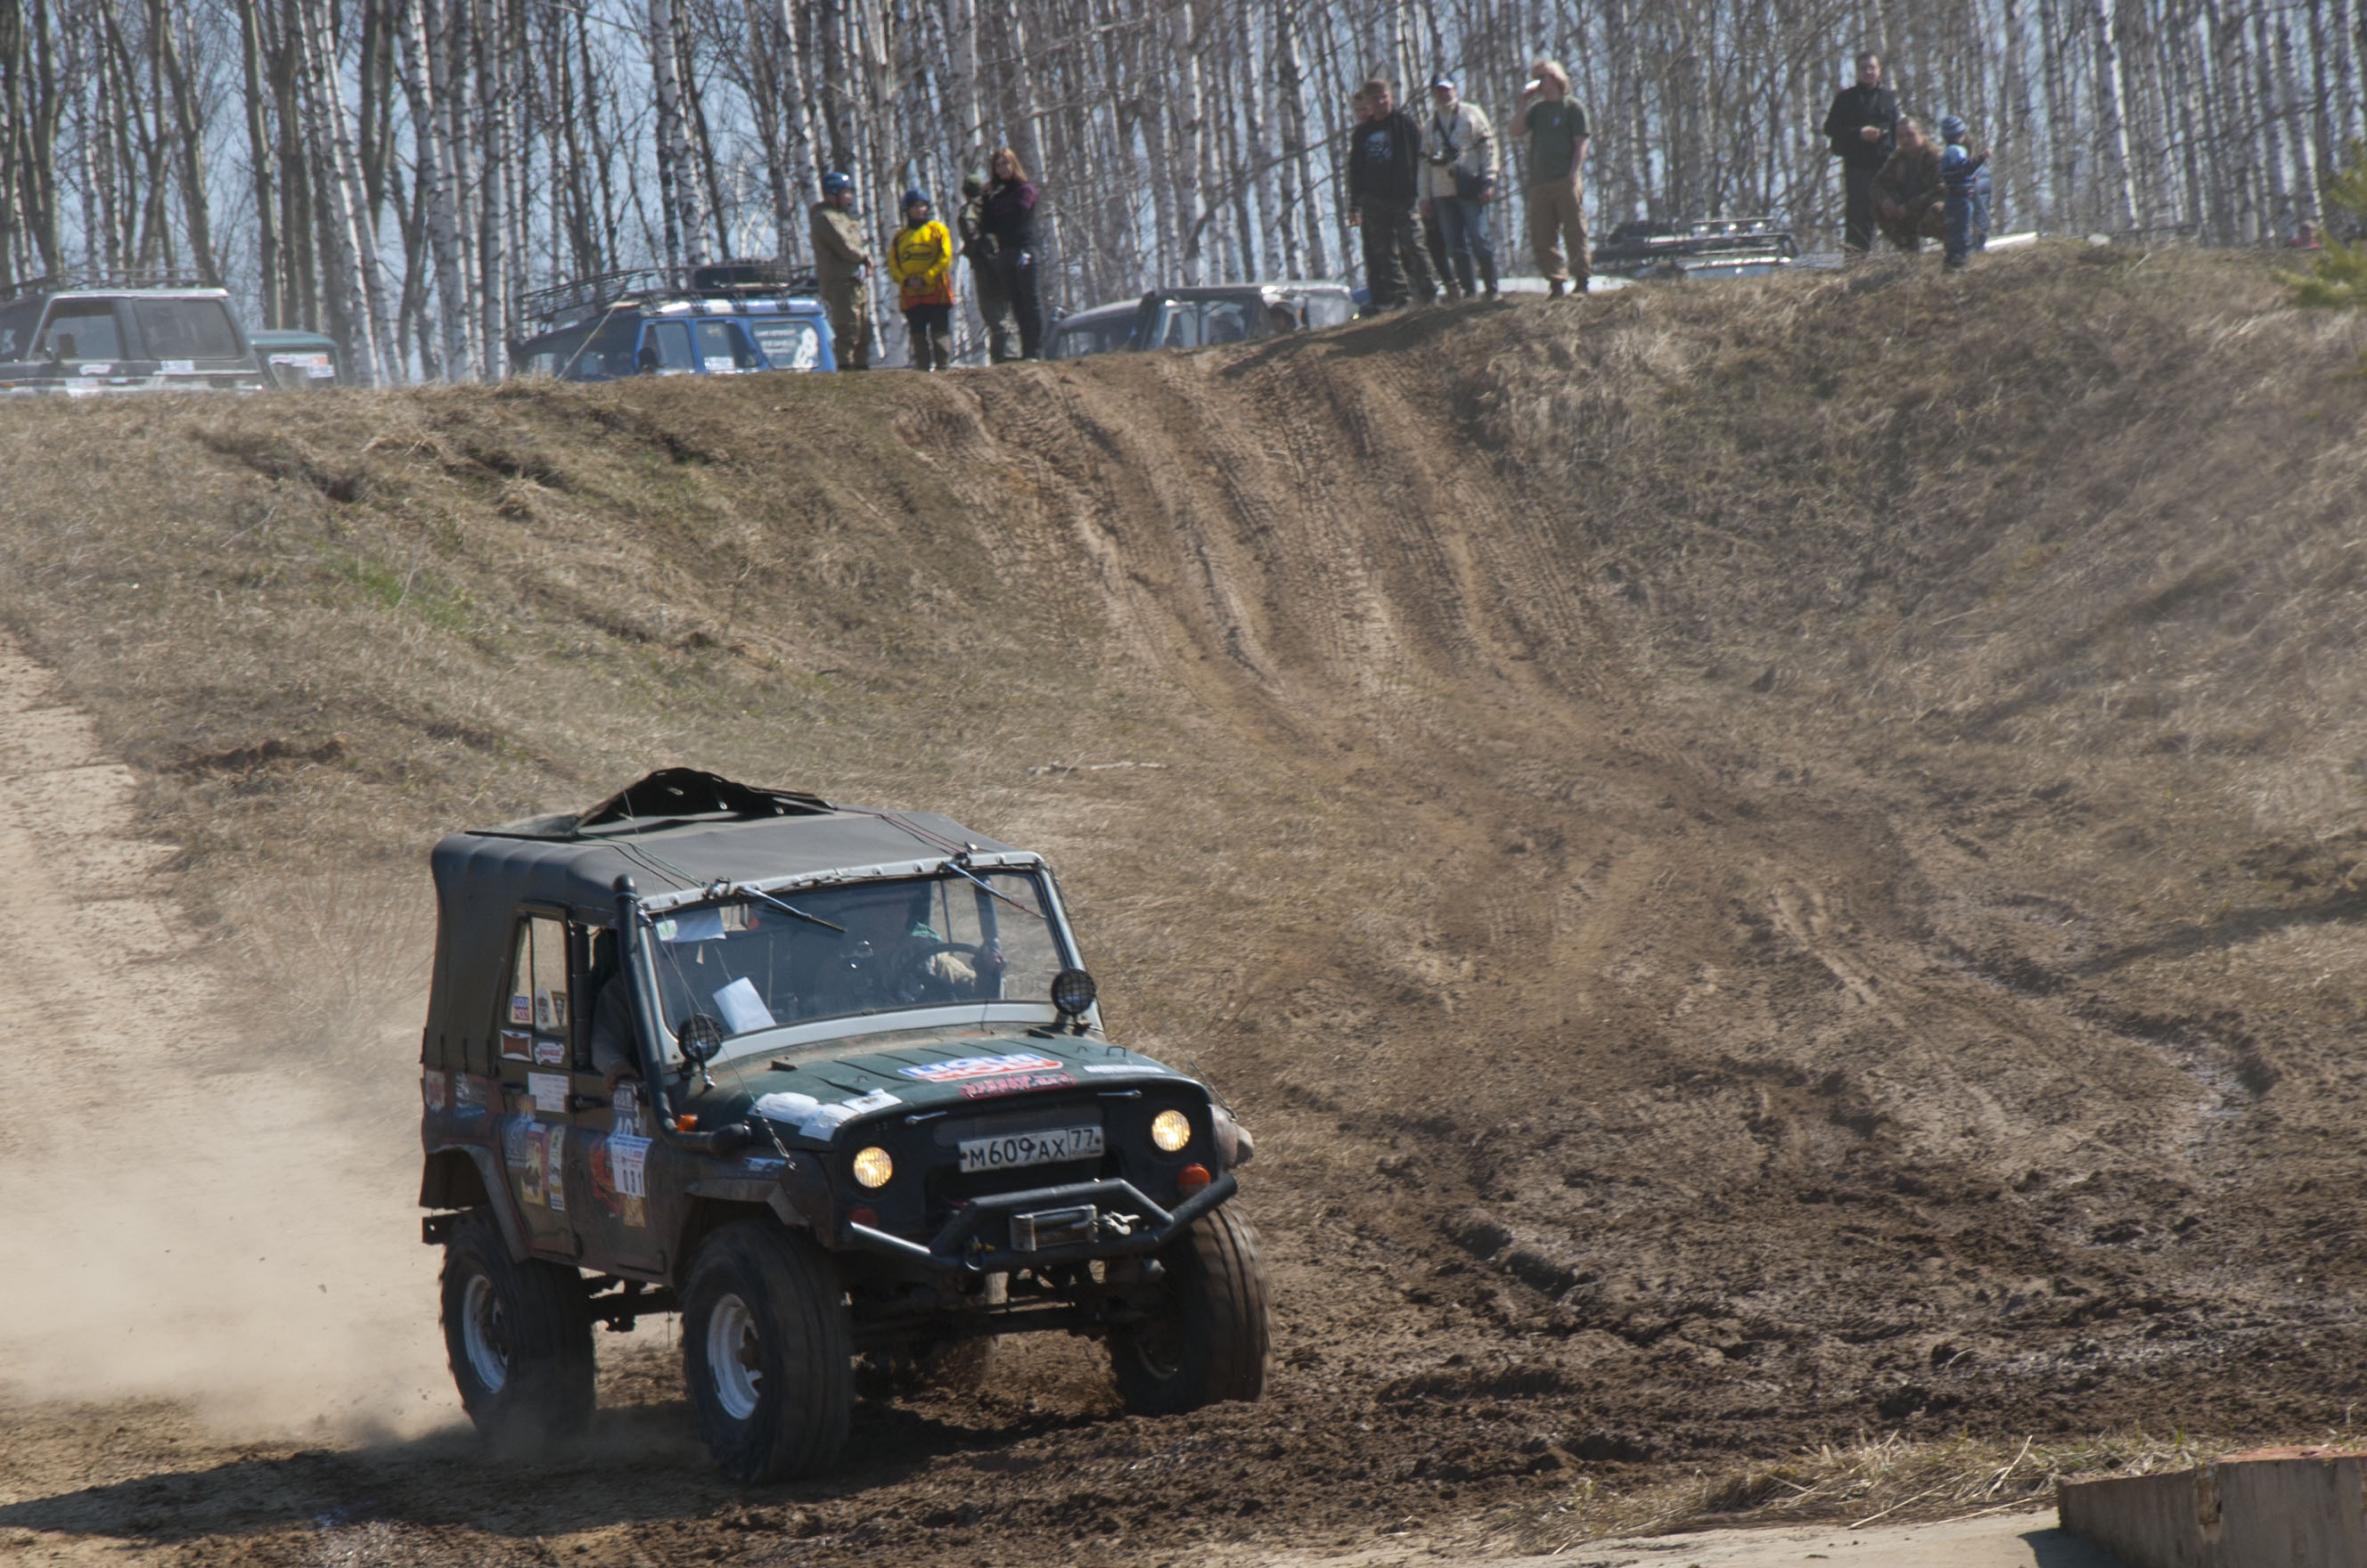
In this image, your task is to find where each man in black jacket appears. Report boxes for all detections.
[1822,53,1898,255]
[1347,79,1437,311]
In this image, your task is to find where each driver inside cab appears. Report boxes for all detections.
[831,886,993,1005]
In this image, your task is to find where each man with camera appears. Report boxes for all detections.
[1347,78,1439,312]
[1422,75,1502,301]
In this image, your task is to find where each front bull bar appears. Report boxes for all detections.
[845,1172,1238,1274]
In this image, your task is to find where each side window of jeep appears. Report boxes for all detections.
[500,915,571,1072]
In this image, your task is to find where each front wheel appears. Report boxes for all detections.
[438,1210,595,1457]
[681,1221,853,1481]
[1109,1205,1272,1416]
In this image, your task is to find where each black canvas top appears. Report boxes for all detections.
[420,771,1025,1074]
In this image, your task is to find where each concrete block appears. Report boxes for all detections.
[2057,1446,2367,1566]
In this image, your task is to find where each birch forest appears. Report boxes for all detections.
[2,0,2360,381]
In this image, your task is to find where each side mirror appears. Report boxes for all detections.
[676,1013,725,1066]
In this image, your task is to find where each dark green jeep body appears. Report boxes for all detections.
[420,771,1265,1477]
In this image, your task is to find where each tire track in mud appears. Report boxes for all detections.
[899,325,2279,1462]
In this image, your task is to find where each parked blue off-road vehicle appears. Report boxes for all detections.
[511,262,837,380]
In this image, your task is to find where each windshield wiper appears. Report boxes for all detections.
[736,886,848,933]
[945,861,1047,919]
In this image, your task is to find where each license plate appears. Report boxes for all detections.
[958,1123,1104,1173]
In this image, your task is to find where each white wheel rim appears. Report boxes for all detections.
[462,1274,510,1392]
[708,1291,763,1420]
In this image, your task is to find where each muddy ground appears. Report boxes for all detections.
[2,246,2365,1564]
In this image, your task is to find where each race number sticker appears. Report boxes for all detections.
[611,1134,650,1199]
[545,1126,567,1213]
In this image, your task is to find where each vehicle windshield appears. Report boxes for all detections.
[129,298,242,359]
[645,870,1070,1041]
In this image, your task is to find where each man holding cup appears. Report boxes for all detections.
[1514,60,1588,298]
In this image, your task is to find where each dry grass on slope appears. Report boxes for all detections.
[1476,243,2367,789]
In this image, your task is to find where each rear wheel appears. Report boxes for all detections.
[438,1211,595,1457]
[681,1221,853,1481]
[1109,1205,1271,1416]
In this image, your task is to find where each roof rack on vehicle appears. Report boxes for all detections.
[1596,216,1798,263]
[520,259,820,332]
[0,271,223,304]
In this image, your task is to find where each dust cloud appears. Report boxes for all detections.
[0,639,454,1440]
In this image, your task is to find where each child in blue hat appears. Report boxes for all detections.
[1937,115,1992,270]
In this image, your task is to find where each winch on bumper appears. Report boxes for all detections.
[844,1171,1240,1273]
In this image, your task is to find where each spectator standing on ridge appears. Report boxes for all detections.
[1513,60,1589,298]
[1822,53,1899,256]
[889,190,956,371]
[1937,114,1992,271]
[957,172,1020,363]
[810,171,873,371]
[1347,78,1437,312]
[1873,117,1945,250]
[1423,73,1502,300]
[981,148,1046,360]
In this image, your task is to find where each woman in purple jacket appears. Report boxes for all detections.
[981,148,1046,360]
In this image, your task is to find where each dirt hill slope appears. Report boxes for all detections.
[1,245,2363,1565]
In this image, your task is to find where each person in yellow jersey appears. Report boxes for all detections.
[888,190,957,372]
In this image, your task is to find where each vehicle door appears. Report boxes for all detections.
[1154,299,1201,350]
[37,300,135,387]
[569,921,662,1275]
[745,314,826,372]
[496,911,583,1255]
[639,319,696,374]
[0,298,43,378]
[126,297,250,385]
[692,318,762,374]
[1298,290,1354,329]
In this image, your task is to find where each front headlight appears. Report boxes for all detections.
[852,1146,895,1188]
[1151,1108,1192,1153]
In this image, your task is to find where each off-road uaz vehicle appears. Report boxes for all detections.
[419,770,1268,1479]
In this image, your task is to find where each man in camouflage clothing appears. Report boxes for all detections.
[810,171,874,370]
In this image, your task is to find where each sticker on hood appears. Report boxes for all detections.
[897,1051,1062,1082]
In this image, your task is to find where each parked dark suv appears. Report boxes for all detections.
[1047,281,1354,360]
[420,770,1270,1479]
[0,279,266,395]
[1592,217,1800,281]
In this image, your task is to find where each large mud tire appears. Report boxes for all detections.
[681,1221,852,1482]
[438,1210,595,1458]
[1109,1205,1272,1416]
